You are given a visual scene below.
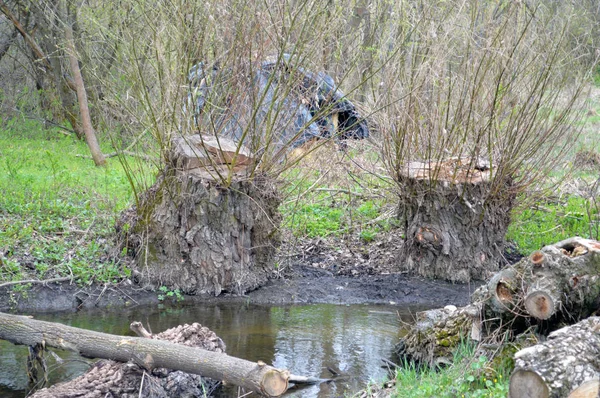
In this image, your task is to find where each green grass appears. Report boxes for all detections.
[507,196,599,254]
[393,342,510,398]
[0,119,147,285]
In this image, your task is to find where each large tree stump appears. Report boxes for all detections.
[509,317,600,398]
[397,158,513,282]
[119,134,281,295]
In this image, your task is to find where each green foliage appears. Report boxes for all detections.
[394,342,510,398]
[507,196,598,254]
[0,121,142,287]
[158,286,184,302]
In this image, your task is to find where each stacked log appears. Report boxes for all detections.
[0,312,292,398]
[118,134,281,295]
[472,237,600,324]
[397,237,600,368]
[509,317,600,398]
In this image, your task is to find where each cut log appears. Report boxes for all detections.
[400,237,600,369]
[396,157,513,282]
[510,316,600,398]
[395,304,481,367]
[171,134,253,171]
[0,312,291,397]
[118,134,280,295]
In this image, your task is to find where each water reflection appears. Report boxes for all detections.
[0,303,422,397]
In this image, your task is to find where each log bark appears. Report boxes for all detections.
[0,312,290,397]
[396,157,513,282]
[473,237,600,325]
[118,134,280,295]
[510,316,600,398]
[395,304,481,367]
[399,237,600,368]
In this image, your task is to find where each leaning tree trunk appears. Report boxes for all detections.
[397,158,514,282]
[30,322,226,398]
[0,312,291,397]
[510,316,600,398]
[119,135,281,295]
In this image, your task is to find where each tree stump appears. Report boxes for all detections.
[396,158,514,282]
[119,135,281,295]
[510,317,600,398]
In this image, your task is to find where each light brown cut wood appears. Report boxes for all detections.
[510,317,600,398]
[568,379,600,398]
[524,289,558,320]
[509,370,549,398]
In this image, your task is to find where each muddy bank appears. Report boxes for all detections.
[0,264,478,313]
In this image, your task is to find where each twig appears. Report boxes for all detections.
[76,150,155,161]
[138,371,146,398]
[0,276,71,289]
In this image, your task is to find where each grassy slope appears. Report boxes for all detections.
[0,119,139,286]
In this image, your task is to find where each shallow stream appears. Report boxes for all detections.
[0,302,423,397]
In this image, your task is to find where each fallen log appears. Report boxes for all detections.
[510,316,600,398]
[0,312,290,397]
[395,304,481,367]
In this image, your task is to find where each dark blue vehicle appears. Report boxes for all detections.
[185,54,369,151]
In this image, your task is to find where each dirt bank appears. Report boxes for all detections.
[0,264,477,313]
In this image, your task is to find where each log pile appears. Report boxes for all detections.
[472,236,600,324]
[510,317,600,398]
[396,157,514,282]
[119,134,281,295]
[395,305,480,367]
[397,237,600,371]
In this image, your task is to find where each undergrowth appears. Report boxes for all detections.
[507,196,599,254]
[393,341,510,398]
[0,118,140,285]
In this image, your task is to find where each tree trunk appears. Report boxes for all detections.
[60,0,106,166]
[30,322,225,398]
[396,158,514,282]
[0,1,52,70]
[118,135,280,296]
[509,317,600,398]
[0,312,290,397]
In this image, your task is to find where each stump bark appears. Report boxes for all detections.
[119,134,281,295]
[510,316,600,398]
[397,158,514,282]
